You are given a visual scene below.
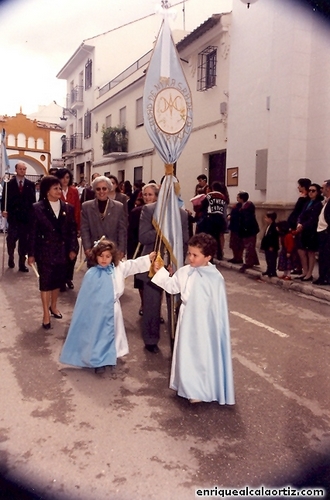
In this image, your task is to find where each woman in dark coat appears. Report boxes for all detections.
[295,183,323,281]
[28,176,79,329]
[55,167,81,290]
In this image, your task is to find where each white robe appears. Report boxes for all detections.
[152,263,235,404]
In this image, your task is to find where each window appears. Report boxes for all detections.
[85,59,92,90]
[197,46,217,91]
[136,97,144,127]
[119,106,126,127]
[84,110,92,139]
[134,166,142,184]
[105,114,112,128]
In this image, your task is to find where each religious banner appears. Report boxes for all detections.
[143,8,193,271]
[0,129,10,179]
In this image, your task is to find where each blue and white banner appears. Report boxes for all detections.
[143,9,193,270]
[152,174,184,271]
[143,13,193,164]
[0,129,10,179]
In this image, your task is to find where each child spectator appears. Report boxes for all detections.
[277,220,296,280]
[152,233,235,405]
[260,211,279,278]
[60,239,155,373]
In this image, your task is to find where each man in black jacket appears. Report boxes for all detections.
[314,180,330,285]
[237,191,260,272]
[1,162,36,271]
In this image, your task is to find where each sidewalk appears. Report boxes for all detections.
[216,241,330,304]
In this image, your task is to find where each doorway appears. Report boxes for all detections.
[209,150,226,187]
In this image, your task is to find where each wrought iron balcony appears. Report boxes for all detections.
[62,133,83,156]
[66,86,84,109]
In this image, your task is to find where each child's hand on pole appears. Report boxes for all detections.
[149,251,156,263]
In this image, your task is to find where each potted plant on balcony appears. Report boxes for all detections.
[102,125,128,154]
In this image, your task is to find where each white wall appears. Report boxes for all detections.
[92,14,232,208]
[227,0,330,205]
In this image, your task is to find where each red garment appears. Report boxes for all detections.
[282,232,295,253]
[61,186,81,230]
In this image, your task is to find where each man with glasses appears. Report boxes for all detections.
[80,175,127,264]
[313,180,330,285]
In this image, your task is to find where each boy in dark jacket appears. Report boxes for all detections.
[261,211,279,277]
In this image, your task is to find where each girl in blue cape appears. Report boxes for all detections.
[60,239,155,373]
[152,233,235,405]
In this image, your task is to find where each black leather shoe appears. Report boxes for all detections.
[49,307,62,319]
[145,344,160,353]
[19,265,29,272]
[42,322,51,330]
[313,279,329,285]
[301,276,313,282]
[95,366,106,374]
[66,280,74,289]
[8,258,15,268]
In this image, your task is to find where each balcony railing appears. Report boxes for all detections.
[99,50,152,97]
[66,86,84,109]
[62,133,83,155]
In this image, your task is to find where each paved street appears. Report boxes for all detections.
[0,236,329,499]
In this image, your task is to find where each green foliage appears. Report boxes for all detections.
[102,125,128,154]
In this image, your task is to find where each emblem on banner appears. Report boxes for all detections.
[154,87,188,135]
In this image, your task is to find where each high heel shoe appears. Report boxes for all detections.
[42,322,51,330]
[49,307,62,319]
[301,276,313,282]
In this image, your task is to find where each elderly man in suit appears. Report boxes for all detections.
[80,176,127,262]
[1,162,36,271]
[313,179,330,285]
[138,196,189,353]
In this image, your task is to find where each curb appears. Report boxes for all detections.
[216,259,330,303]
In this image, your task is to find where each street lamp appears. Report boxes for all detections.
[60,107,77,121]
[240,0,259,8]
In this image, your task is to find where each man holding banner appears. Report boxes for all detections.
[138,198,189,352]
[141,4,193,351]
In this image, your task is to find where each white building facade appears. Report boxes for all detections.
[57,0,330,220]
[56,14,181,183]
[227,0,330,213]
